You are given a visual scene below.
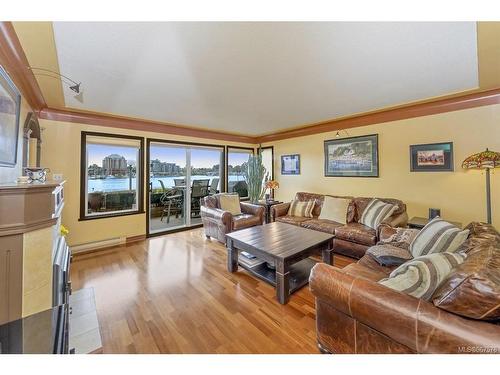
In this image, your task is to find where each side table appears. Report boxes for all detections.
[258,200,283,224]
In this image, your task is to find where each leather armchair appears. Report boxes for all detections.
[200,194,265,243]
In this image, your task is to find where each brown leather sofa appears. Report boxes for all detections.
[200,194,265,243]
[271,192,408,259]
[309,222,500,354]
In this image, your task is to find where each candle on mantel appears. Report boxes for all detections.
[28,138,38,167]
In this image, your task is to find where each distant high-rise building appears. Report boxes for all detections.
[150,159,181,175]
[102,154,128,176]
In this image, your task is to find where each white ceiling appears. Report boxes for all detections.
[52,22,478,136]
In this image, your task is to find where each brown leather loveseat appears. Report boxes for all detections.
[200,194,265,243]
[309,222,500,354]
[271,192,408,259]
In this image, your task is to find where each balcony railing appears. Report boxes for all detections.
[88,190,136,214]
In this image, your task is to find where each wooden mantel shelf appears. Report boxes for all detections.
[0,180,65,237]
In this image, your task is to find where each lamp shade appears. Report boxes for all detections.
[462,148,500,169]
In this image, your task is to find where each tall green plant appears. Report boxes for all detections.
[244,149,269,204]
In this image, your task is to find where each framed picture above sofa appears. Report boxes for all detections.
[324,134,379,177]
[410,142,454,172]
[281,154,300,175]
[0,66,21,167]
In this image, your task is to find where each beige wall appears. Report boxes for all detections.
[39,119,255,247]
[265,104,500,227]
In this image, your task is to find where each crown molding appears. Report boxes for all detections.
[0,21,46,111]
[3,20,500,145]
[38,107,256,144]
[255,88,500,143]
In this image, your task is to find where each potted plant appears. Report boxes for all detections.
[244,150,269,204]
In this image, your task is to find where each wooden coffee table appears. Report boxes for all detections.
[225,222,334,304]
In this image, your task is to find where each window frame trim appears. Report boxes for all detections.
[79,131,145,221]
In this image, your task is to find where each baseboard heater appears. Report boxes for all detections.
[70,237,125,254]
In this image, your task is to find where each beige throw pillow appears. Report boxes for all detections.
[219,194,242,215]
[318,196,351,224]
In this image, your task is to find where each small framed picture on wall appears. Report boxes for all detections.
[281,154,300,175]
[410,142,454,172]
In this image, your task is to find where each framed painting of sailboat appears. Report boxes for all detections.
[324,134,379,177]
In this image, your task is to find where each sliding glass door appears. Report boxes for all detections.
[147,140,224,234]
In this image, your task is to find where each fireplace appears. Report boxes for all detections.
[53,235,71,307]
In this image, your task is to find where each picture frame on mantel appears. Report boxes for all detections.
[324,134,379,177]
[281,154,300,175]
[0,66,21,167]
[410,142,454,172]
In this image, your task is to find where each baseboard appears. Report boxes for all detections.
[126,234,147,244]
[70,237,125,255]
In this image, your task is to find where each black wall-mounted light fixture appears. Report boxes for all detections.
[28,67,81,94]
[335,129,350,138]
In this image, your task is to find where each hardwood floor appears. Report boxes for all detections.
[71,228,353,354]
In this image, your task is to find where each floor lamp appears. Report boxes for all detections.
[462,148,500,224]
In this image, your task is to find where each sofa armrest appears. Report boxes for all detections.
[270,202,291,220]
[309,263,500,353]
[240,202,265,223]
[200,205,233,227]
[384,211,408,228]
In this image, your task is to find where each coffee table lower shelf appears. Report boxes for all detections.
[238,258,317,294]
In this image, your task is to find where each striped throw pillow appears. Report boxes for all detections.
[409,217,470,257]
[379,252,466,300]
[287,200,315,218]
[359,199,397,229]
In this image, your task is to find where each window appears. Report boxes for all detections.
[260,146,274,181]
[226,146,254,198]
[80,132,144,220]
[147,140,224,234]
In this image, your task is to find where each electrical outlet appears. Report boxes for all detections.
[53,173,63,181]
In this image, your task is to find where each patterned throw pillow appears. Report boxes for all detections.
[409,217,470,257]
[287,200,315,218]
[379,252,466,300]
[378,227,420,250]
[359,199,397,229]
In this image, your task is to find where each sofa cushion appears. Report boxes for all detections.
[457,221,500,255]
[287,199,315,218]
[219,194,242,215]
[276,215,311,226]
[432,245,500,321]
[359,199,397,230]
[300,218,343,234]
[319,196,352,224]
[379,252,466,300]
[410,217,470,257]
[343,263,388,282]
[358,254,395,276]
[366,244,413,267]
[335,223,377,246]
[232,214,261,230]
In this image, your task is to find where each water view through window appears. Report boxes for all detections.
[84,135,142,218]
